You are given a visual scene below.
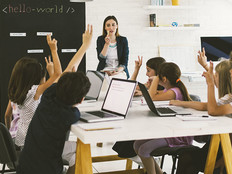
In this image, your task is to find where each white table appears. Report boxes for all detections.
[71,101,232,174]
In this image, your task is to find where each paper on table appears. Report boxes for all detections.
[77,122,121,131]
[176,114,217,121]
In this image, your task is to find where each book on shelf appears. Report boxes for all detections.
[149,14,156,27]
[151,0,164,5]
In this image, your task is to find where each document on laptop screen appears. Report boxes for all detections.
[102,80,135,115]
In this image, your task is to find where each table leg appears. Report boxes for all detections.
[75,139,93,174]
[204,134,220,174]
[220,134,232,174]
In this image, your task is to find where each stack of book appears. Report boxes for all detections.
[151,0,164,5]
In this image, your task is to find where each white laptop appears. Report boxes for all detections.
[80,78,137,123]
[84,70,104,101]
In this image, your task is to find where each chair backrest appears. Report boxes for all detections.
[0,123,17,164]
[190,94,201,102]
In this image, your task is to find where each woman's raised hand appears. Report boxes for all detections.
[105,30,111,45]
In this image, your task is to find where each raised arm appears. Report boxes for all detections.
[64,24,93,73]
[34,34,62,100]
[170,100,207,111]
[198,48,209,71]
[130,56,143,80]
[203,61,232,116]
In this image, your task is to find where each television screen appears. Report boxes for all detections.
[200,36,232,61]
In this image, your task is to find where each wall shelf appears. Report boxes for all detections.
[145,27,199,31]
[144,5,196,10]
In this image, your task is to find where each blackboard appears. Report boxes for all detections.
[0,0,86,122]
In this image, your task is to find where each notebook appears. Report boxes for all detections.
[138,82,176,117]
[80,78,137,123]
[84,70,104,101]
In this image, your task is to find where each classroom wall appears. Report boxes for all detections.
[84,0,232,84]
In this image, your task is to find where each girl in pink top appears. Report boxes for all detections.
[134,62,192,174]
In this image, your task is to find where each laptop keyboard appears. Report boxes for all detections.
[157,107,176,114]
[86,111,117,118]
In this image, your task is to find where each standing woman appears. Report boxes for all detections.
[96,15,129,79]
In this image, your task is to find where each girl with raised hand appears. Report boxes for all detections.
[175,61,232,174]
[170,60,232,115]
[8,34,62,148]
[130,56,166,96]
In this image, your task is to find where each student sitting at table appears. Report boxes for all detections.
[130,56,166,96]
[170,58,232,116]
[16,25,92,174]
[134,62,192,174]
[174,60,232,174]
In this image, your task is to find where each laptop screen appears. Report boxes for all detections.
[85,70,104,100]
[102,78,137,116]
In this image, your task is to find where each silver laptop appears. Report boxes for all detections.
[138,82,176,117]
[80,78,137,123]
[84,70,104,101]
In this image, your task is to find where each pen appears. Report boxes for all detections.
[202,115,209,118]
[85,127,114,131]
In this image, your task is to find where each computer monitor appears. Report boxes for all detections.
[200,36,232,61]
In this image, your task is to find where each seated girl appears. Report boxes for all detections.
[134,62,192,174]
[130,56,166,96]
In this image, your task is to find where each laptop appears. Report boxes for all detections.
[84,70,104,101]
[138,82,176,117]
[80,78,137,123]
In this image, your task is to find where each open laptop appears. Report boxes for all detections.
[80,78,137,123]
[138,82,176,117]
[84,70,104,101]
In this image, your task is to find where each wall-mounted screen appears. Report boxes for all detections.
[200,36,232,61]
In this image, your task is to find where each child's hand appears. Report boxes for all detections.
[169,100,180,106]
[134,56,143,70]
[45,56,54,76]
[47,34,57,51]
[202,61,214,86]
[198,47,208,69]
[134,90,142,96]
[82,24,93,49]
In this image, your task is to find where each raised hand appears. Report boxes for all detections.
[82,24,93,49]
[45,56,54,76]
[105,30,111,45]
[47,34,57,51]
[202,61,214,86]
[135,56,143,70]
[198,47,208,70]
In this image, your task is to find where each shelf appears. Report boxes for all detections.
[145,27,199,31]
[144,5,196,10]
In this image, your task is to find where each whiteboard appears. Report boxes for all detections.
[158,45,196,72]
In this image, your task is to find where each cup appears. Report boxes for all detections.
[172,0,179,5]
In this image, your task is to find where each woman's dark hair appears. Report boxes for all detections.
[8,57,46,105]
[56,71,91,105]
[158,62,191,101]
[102,15,119,37]
[146,57,166,75]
